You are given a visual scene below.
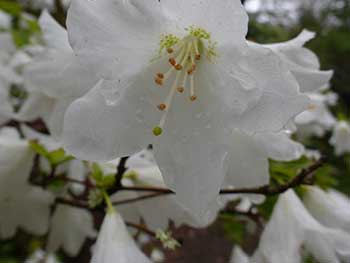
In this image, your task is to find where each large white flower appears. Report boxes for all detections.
[91,211,150,263]
[330,120,350,155]
[47,204,96,256]
[252,190,350,263]
[295,92,336,138]
[252,30,333,93]
[0,127,54,238]
[303,186,350,233]
[23,11,99,137]
[63,0,308,217]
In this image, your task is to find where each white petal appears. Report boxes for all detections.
[223,130,269,203]
[39,10,71,51]
[67,0,165,80]
[234,45,309,133]
[303,187,350,233]
[91,212,149,263]
[161,0,248,45]
[255,131,305,161]
[63,77,159,161]
[230,246,250,263]
[260,30,332,93]
[47,204,96,256]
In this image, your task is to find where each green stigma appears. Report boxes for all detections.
[186,26,211,40]
[153,126,163,136]
[159,34,180,53]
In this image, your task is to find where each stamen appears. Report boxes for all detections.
[194,41,201,60]
[167,47,174,54]
[157,73,164,79]
[179,70,188,93]
[156,71,181,133]
[189,74,196,101]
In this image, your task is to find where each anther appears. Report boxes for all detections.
[190,95,197,101]
[177,87,184,93]
[157,73,164,79]
[195,54,201,60]
[175,64,183,70]
[155,77,163,86]
[169,58,176,66]
[167,48,174,54]
[157,104,167,111]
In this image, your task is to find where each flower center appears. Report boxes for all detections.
[152,27,217,136]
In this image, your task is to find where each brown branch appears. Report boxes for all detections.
[126,222,156,237]
[113,192,167,206]
[118,157,326,196]
[55,197,90,210]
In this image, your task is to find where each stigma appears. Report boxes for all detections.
[152,27,217,136]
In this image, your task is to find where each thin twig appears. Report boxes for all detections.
[113,192,167,206]
[126,222,156,237]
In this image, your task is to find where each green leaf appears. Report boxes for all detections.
[29,140,49,157]
[0,1,21,15]
[98,174,116,189]
[91,163,104,182]
[220,215,246,244]
[47,148,74,166]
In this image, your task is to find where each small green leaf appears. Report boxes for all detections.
[48,148,74,166]
[29,140,49,157]
[98,174,116,189]
[91,163,104,182]
[0,1,21,15]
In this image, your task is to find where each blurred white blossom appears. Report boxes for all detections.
[330,120,350,155]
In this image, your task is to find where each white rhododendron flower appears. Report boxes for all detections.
[47,204,96,256]
[91,210,150,263]
[62,0,308,217]
[0,33,23,124]
[0,10,11,29]
[303,186,350,233]
[25,249,60,263]
[252,190,350,263]
[230,246,250,263]
[23,11,98,137]
[295,92,336,138]
[330,120,350,155]
[252,30,333,93]
[0,127,54,238]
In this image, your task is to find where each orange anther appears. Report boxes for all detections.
[175,64,183,70]
[190,95,197,101]
[177,87,185,93]
[195,54,201,60]
[157,73,164,79]
[169,58,176,66]
[157,104,167,111]
[155,77,163,86]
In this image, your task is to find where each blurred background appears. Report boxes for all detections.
[0,0,349,262]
